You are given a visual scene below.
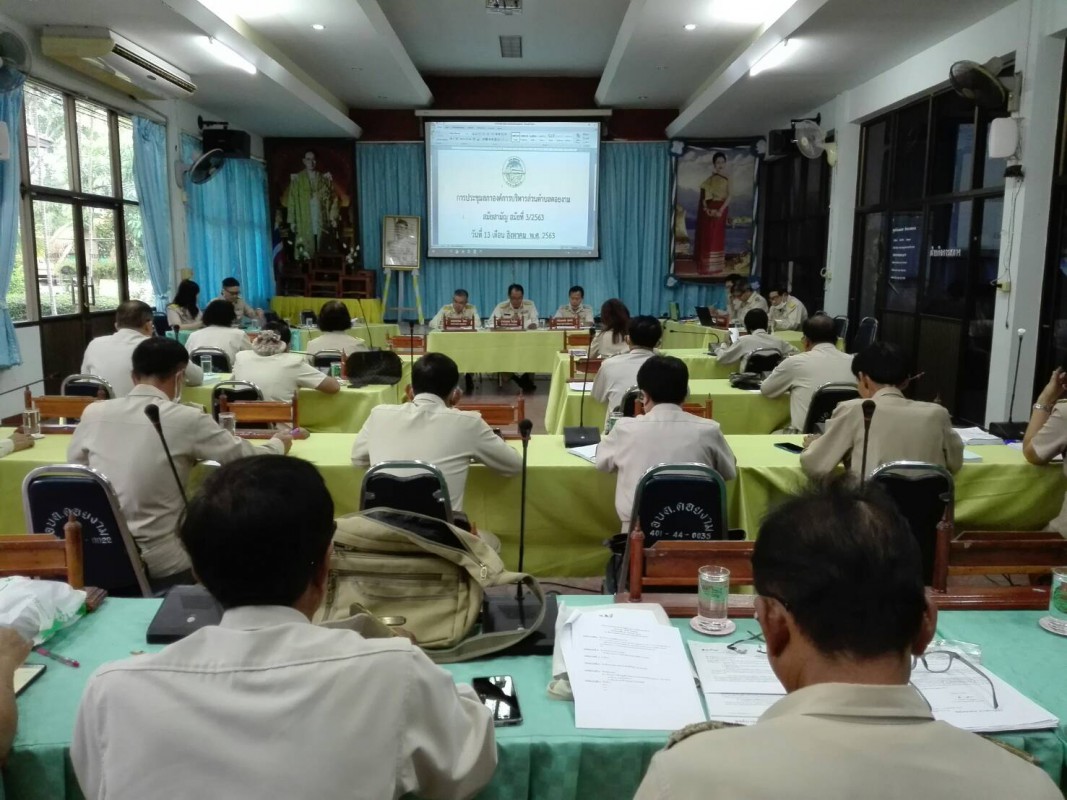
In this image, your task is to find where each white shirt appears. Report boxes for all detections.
[81,329,203,398]
[715,329,797,371]
[72,605,497,800]
[596,403,737,531]
[232,350,329,403]
[306,331,369,359]
[553,303,594,327]
[66,385,283,578]
[491,299,539,328]
[589,330,630,360]
[760,343,856,431]
[186,326,253,369]
[591,348,655,424]
[352,393,522,511]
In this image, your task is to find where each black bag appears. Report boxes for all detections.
[729,372,763,391]
[346,350,404,387]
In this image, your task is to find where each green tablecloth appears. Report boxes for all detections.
[181,368,410,434]
[269,297,386,324]
[545,379,791,436]
[428,330,565,374]
[5,598,1065,800]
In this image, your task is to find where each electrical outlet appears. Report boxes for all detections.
[996,280,1012,293]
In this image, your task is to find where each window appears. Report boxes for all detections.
[11,81,144,321]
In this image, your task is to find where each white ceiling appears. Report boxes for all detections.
[0,0,1022,138]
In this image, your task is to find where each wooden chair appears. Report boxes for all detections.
[340,271,376,299]
[619,528,754,603]
[457,395,526,438]
[549,317,582,330]
[24,388,100,432]
[0,514,84,588]
[569,354,603,379]
[277,271,309,296]
[443,316,476,331]
[218,394,298,436]
[389,335,427,355]
[492,316,524,330]
[563,331,592,351]
[631,397,714,419]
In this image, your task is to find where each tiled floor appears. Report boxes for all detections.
[462,372,551,435]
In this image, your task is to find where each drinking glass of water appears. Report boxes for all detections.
[200,354,213,376]
[696,565,731,634]
[1042,567,1067,636]
[218,412,237,436]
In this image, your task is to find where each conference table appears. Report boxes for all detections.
[661,320,839,352]
[545,378,791,436]
[167,323,400,353]
[269,296,387,324]
[5,597,1064,799]
[427,329,572,374]
[2,432,1063,578]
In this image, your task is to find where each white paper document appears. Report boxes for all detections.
[953,426,1003,446]
[910,663,1058,733]
[561,610,706,731]
[688,642,786,695]
[962,448,982,463]
[568,381,593,393]
[566,443,598,464]
[1007,441,1063,462]
[702,692,781,725]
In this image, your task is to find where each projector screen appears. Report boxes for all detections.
[425,121,600,258]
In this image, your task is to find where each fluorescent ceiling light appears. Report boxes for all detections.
[201,36,257,75]
[684,23,697,31]
[709,0,797,26]
[312,24,325,30]
[750,38,796,76]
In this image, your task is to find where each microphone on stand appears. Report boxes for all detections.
[563,327,601,448]
[517,418,533,588]
[989,328,1028,441]
[860,399,876,485]
[144,405,187,508]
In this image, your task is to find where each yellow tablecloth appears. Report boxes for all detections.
[662,322,840,351]
[182,367,410,433]
[545,378,791,435]
[269,297,385,324]
[427,330,565,374]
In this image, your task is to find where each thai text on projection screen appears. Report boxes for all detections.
[426,121,601,259]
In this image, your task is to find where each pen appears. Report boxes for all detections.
[34,646,80,668]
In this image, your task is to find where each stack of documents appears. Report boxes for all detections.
[689,642,786,725]
[566,444,598,464]
[567,381,593,392]
[954,426,1003,446]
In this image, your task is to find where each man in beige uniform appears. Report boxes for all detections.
[801,342,962,479]
[761,314,855,431]
[768,286,808,331]
[491,283,540,392]
[727,280,767,324]
[1023,363,1067,535]
[591,316,661,428]
[715,309,796,372]
[552,285,594,327]
[219,277,264,327]
[428,289,481,330]
[634,481,1062,800]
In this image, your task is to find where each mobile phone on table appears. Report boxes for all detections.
[472,675,523,727]
[774,442,804,454]
[14,664,45,696]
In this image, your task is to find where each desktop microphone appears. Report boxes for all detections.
[563,327,601,448]
[860,400,876,484]
[144,404,187,507]
[354,298,376,350]
[989,328,1028,441]
[517,418,533,580]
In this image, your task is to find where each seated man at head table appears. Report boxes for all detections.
[760,313,855,432]
[218,276,264,328]
[591,315,662,427]
[71,456,497,800]
[82,300,202,397]
[491,283,540,392]
[596,355,736,533]
[800,342,962,480]
[1022,361,1067,536]
[428,288,482,331]
[305,299,369,360]
[768,286,809,332]
[0,431,33,458]
[232,322,341,404]
[714,308,797,371]
[727,279,768,324]
[185,299,253,369]
[633,480,1062,800]
[68,337,293,592]
[352,353,522,515]
[552,285,595,327]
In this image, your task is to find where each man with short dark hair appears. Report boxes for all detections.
[68,338,291,590]
[352,353,522,511]
[72,456,496,800]
[81,300,203,397]
[597,355,735,532]
[429,289,481,331]
[491,284,540,391]
[553,285,594,327]
[768,286,808,331]
[715,309,797,371]
[800,342,962,479]
[634,480,1061,799]
[219,277,263,327]
[728,280,767,323]
[761,314,855,431]
[591,315,663,428]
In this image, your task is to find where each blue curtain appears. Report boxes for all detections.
[132,116,173,307]
[356,141,727,317]
[181,134,272,307]
[0,73,25,369]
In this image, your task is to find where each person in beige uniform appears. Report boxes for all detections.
[589,299,631,359]
[352,353,522,512]
[715,309,797,371]
[428,289,481,331]
[597,355,736,532]
[727,280,767,324]
[552,285,594,327]
[68,338,292,591]
[233,323,340,404]
[768,286,808,331]
[72,456,496,800]
[591,316,661,427]
[634,480,1062,800]
[801,343,962,479]
[219,277,264,327]
[165,279,203,331]
[185,300,253,369]
[306,300,368,360]
[1023,363,1067,535]
[761,314,855,431]
[490,283,539,329]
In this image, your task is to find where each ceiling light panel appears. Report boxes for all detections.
[708,0,797,26]
[499,35,523,59]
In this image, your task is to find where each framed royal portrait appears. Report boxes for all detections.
[381,215,421,270]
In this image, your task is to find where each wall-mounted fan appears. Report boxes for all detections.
[949,57,1013,111]
[0,29,30,90]
[174,148,225,190]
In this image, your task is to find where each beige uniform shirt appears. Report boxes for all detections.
[761,343,856,431]
[591,348,655,425]
[66,385,283,578]
[428,304,481,331]
[715,329,797,371]
[596,403,737,531]
[218,293,260,325]
[306,331,369,359]
[491,299,539,328]
[352,393,523,511]
[634,683,1061,800]
[552,303,594,327]
[800,387,963,479]
[186,326,253,369]
[72,605,497,800]
[165,305,202,329]
[1027,402,1067,534]
[232,351,330,403]
[769,296,808,331]
[589,330,630,360]
[729,292,768,323]
[82,328,203,398]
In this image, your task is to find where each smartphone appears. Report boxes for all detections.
[472,675,523,727]
[13,664,45,696]
[774,442,804,454]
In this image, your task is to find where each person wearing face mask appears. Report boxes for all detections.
[67,337,293,592]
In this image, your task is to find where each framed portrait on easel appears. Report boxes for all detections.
[382,215,421,270]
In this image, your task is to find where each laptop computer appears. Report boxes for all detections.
[146,585,223,644]
[695,306,716,327]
